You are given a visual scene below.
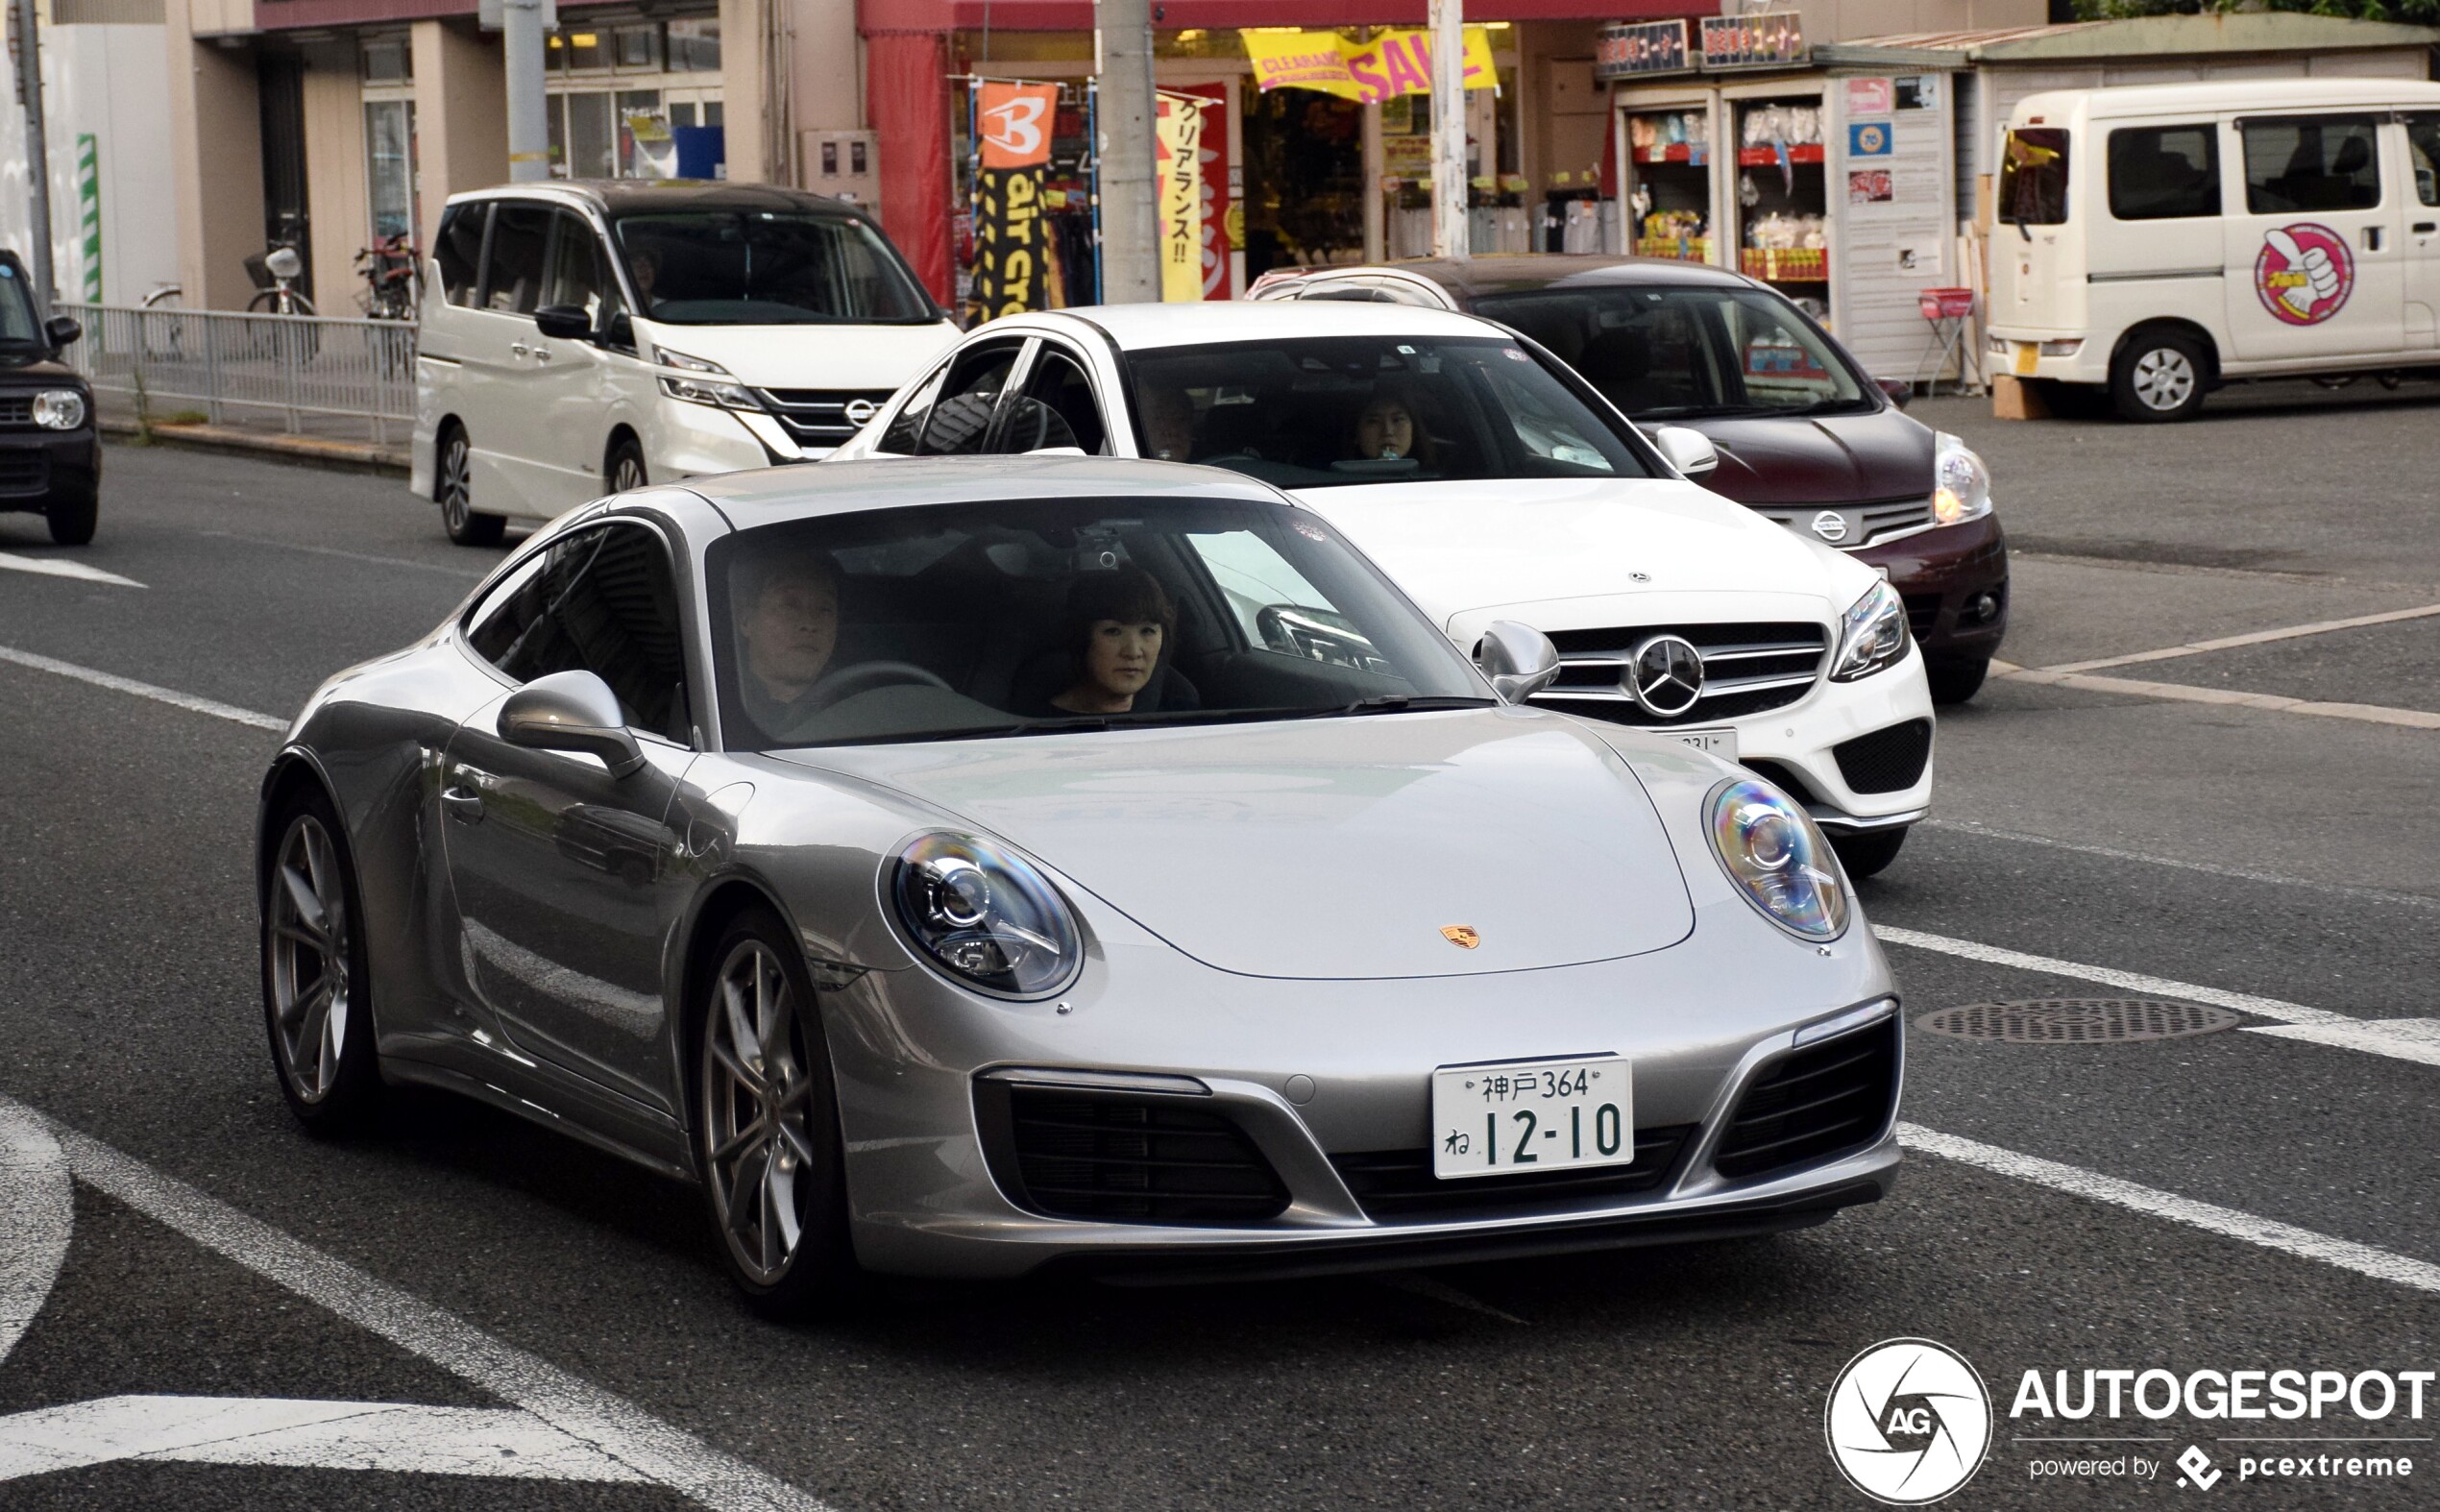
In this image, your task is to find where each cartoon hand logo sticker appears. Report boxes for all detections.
[2255,223,2355,327]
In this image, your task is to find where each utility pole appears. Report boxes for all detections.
[502,0,549,182]
[1427,0,1468,263]
[11,0,56,306]
[1094,0,1158,303]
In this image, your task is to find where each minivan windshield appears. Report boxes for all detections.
[1474,284,1869,420]
[0,261,44,347]
[610,210,938,325]
[1123,336,1654,490]
[703,496,1490,750]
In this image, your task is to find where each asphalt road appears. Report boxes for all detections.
[0,398,2434,1509]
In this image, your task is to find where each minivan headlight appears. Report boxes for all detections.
[1830,579,1911,683]
[889,833,1083,1000]
[654,348,760,410]
[33,390,85,430]
[1706,777,1849,941]
[1932,431,1991,525]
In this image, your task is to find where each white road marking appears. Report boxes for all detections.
[1916,818,2440,911]
[1874,925,2440,1067]
[0,646,284,732]
[0,551,144,588]
[0,1100,70,1367]
[1997,664,2440,731]
[2041,602,2440,674]
[0,1396,647,1483]
[1900,1124,2440,1296]
[0,1094,823,1510]
[195,530,489,579]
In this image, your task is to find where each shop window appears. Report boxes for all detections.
[480,202,551,313]
[2242,116,2381,214]
[613,25,659,70]
[364,100,418,242]
[2400,114,2437,207]
[618,90,674,177]
[2108,125,2217,221]
[361,36,410,83]
[435,202,488,306]
[670,102,697,129]
[551,29,608,71]
[1997,128,2069,226]
[667,18,720,72]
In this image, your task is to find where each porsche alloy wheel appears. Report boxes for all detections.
[262,797,380,1126]
[697,916,848,1310]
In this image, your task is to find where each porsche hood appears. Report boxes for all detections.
[779,710,1696,981]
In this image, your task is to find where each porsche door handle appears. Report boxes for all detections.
[441,785,486,823]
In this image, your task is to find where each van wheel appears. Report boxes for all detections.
[606,437,647,494]
[437,424,505,547]
[2111,332,2207,423]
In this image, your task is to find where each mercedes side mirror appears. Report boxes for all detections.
[499,671,644,777]
[1649,425,1720,478]
[1476,620,1561,704]
[1876,377,1913,410]
[43,315,81,350]
[533,305,594,341]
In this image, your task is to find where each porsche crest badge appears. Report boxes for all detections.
[1440,925,1480,949]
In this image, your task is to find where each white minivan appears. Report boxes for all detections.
[412,182,958,543]
[1989,79,2440,421]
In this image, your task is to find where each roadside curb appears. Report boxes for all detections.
[99,418,408,477]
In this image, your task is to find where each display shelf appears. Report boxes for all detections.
[1735,143,1824,167]
[1740,247,1828,281]
[1635,236,1713,262]
[1632,145,1711,165]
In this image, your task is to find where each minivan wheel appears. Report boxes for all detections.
[437,425,504,547]
[2111,332,2207,422]
[1829,827,1908,880]
[606,438,647,494]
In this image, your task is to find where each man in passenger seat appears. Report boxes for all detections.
[732,548,841,735]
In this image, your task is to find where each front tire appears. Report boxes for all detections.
[436,425,504,547]
[44,484,97,546]
[606,437,647,495]
[261,789,383,1129]
[695,908,854,1316]
[2111,330,2208,422]
[1926,658,1989,705]
[1830,827,1909,880]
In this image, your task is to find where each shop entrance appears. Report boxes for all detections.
[1239,84,1365,278]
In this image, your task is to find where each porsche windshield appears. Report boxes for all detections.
[705,496,1490,750]
[610,210,938,325]
[1124,336,1655,490]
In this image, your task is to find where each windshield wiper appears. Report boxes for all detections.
[1303,695,1497,719]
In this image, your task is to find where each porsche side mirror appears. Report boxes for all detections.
[1476,620,1561,704]
[500,671,645,777]
[1649,425,1719,477]
[1876,377,1913,410]
[43,315,81,350]
[533,305,593,341]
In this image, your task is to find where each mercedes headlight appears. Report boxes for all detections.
[654,348,760,409]
[889,833,1083,999]
[1830,579,1911,683]
[33,390,85,430]
[1931,431,1991,526]
[1706,778,1849,941]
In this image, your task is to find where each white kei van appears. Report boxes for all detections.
[1988,79,2440,421]
[412,182,959,543]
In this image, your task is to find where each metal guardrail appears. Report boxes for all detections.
[56,303,415,446]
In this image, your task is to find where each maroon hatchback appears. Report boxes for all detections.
[1250,256,2008,703]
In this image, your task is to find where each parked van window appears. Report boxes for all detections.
[2241,116,2381,213]
[2108,126,2219,221]
[541,210,617,325]
[482,203,552,314]
[435,203,488,307]
[2406,114,2439,206]
[610,211,937,325]
[1997,129,2069,225]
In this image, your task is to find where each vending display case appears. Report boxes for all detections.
[1733,96,1828,300]
[1624,106,1717,263]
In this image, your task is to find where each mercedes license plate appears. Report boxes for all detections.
[1671,726,1737,759]
[1431,1055,1633,1180]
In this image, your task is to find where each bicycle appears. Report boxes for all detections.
[354,234,419,379]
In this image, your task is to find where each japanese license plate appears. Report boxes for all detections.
[1671,726,1737,760]
[1430,1055,1633,1180]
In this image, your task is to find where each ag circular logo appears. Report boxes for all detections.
[1825,1338,1991,1505]
[2255,222,2354,327]
[1625,633,1705,718]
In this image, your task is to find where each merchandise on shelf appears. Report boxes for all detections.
[1741,211,1826,252]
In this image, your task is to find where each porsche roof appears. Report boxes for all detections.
[678,453,1292,519]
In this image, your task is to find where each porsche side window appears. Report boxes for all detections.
[464,524,693,744]
[999,348,1105,455]
[915,342,1020,456]
[876,360,951,454]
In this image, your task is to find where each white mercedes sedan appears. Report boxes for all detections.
[830,302,1933,874]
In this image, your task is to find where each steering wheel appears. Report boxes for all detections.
[807,660,955,708]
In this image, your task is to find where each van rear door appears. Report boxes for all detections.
[2225,113,2406,365]
[1993,125,2078,349]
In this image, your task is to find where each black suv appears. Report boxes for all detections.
[0,250,98,545]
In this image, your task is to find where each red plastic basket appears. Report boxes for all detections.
[1918,287,1975,320]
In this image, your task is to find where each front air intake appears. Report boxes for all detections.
[1712,1017,1899,1182]
[975,1083,1290,1226]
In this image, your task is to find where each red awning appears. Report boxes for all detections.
[858,0,1696,33]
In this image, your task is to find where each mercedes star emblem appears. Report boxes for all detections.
[1811,510,1851,544]
[843,398,880,425]
[1625,634,1705,719]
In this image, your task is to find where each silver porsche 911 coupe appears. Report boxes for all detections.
[256,454,1901,1312]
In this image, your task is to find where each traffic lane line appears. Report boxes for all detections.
[2041,601,2440,674]
[1898,1124,2440,1296]
[0,646,285,733]
[0,1100,70,1367]
[0,1095,824,1512]
[193,529,489,580]
[0,553,144,589]
[1993,663,2440,731]
[1915,817,2440,913]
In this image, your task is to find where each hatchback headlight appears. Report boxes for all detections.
[1706,778,1849,941]
[1830,579,1910,683]
[655,348,760,410]
[889,833,1083,999]
[33,390,85,430]
[1932,431,1991,526]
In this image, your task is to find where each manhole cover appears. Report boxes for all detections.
[1915,999,2241,1044]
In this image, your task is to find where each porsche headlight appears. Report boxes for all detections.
[1931,430,1991,526]
[1706,778,1849,941]
[1830,579,1911,683]
[889,833,1082,999]
[33,390,85,430]
[654,348,760,409]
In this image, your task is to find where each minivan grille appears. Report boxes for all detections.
[754,388,897,447]
[1833,719,1933,794]
[1534,621,1826,726]
[990,1087,1290,1226]
[1713,1017,1899,1182]
[1754,496,1935,550]
[1331,1124,1694,1221]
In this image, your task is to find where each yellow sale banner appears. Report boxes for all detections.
[1155,94,1206,303]
[1239,27,1498,105]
